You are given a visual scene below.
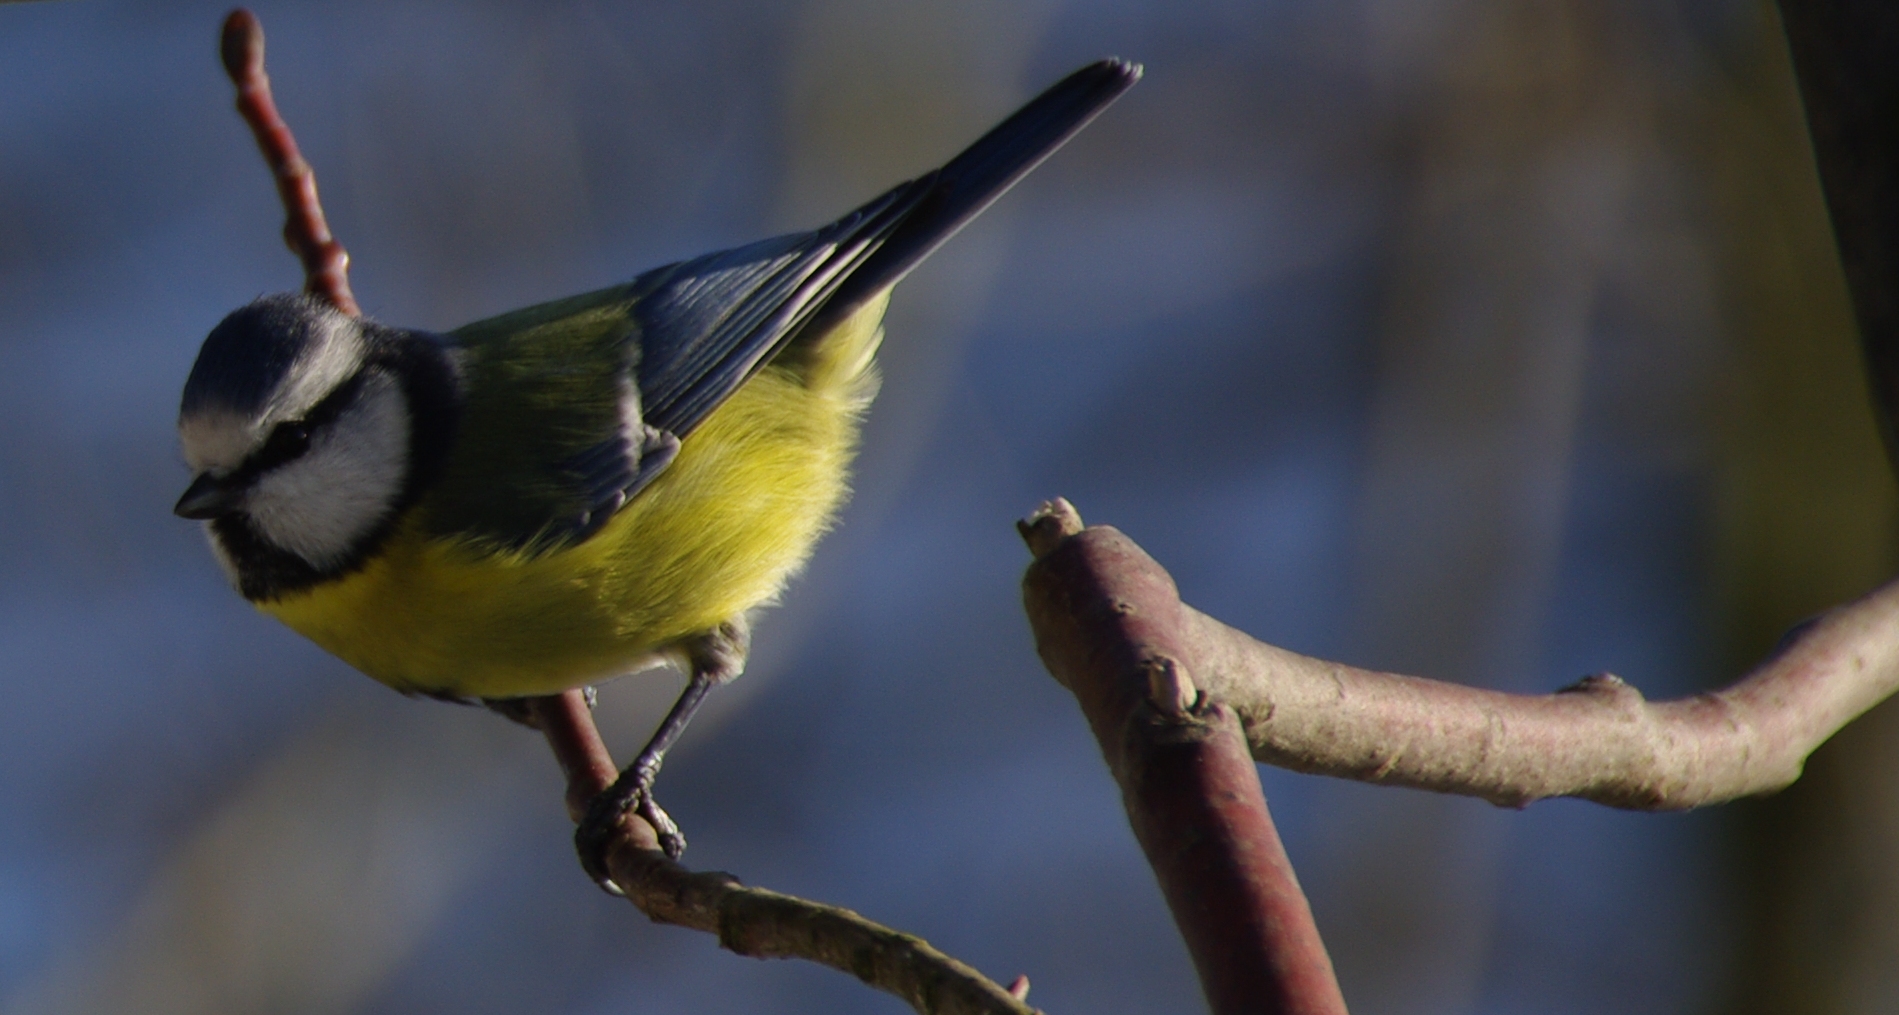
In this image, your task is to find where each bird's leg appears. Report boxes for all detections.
[576,618,749,883]
[597,672,711,859]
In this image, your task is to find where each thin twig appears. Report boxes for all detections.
[522,692,1042,1015]
[216,11,1040,1010]
[1021,501,1348,1015]
[220,8,359,316]
[1022,499,1899,811]
[526,690,650,829]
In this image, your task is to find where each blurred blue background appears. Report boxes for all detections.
[2,1,1893,1013]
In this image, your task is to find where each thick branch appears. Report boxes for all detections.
[220,9,359,316]
[1022,504,1347,1015]
[1022,500,1899,810]
[523,692,1041,1015]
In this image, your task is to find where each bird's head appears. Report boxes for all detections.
[176,293,416,580]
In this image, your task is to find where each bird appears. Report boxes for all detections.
[174,57,1140,878]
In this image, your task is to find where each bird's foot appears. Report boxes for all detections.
[575,755,685,892]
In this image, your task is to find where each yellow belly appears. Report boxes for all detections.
[260,310,879,698]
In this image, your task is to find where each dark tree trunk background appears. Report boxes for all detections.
[1726,4,1899,1014]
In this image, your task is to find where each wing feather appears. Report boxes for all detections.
[426,59,1140,553]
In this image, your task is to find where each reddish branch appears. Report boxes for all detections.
[1021,499,1899,811]
[1016,9,1899,1007]
[1021,502,1348,1015]
[219,13,1039,1013]
[220,9,360,317]
[212,3,1899,1012]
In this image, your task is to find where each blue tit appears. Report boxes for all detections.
[174,58,1140,868]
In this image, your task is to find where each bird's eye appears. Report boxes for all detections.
[259,421,313,466]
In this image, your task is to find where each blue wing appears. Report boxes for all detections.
[428,59,1140,552]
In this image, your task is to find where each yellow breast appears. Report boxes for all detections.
[261,300,884,699]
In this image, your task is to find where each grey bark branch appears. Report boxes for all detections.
[607,849,1037,1015]
[1024,500,1899,811]
[526,692,1041,1015]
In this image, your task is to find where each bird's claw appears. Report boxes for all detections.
[575,789,633,892]
[575,772,687,892]
[638,794,687,860]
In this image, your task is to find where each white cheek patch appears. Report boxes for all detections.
[245,372,411,570]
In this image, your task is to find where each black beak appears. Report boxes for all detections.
[174,472,245,519]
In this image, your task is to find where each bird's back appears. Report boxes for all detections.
[251,58,1141,698]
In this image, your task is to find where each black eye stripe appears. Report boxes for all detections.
[231,371,371,480]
